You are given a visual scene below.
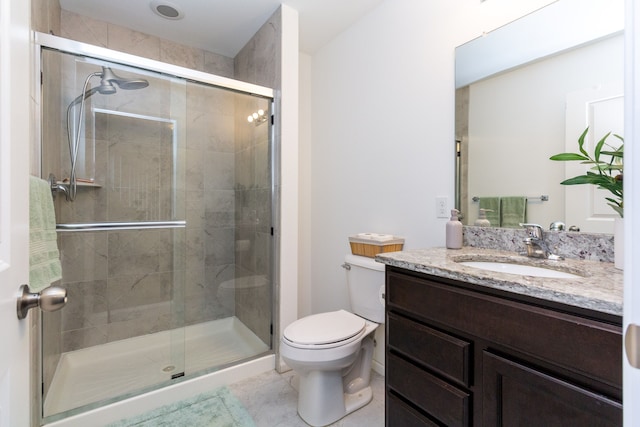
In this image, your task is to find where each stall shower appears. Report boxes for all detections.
[39,43,275,423]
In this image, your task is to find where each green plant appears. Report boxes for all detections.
[550,127,623,218]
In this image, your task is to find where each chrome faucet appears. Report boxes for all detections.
[520,223,564,260]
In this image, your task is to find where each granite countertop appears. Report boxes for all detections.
[375,247,623,317]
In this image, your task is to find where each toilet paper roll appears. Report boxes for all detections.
[357,233,395,242]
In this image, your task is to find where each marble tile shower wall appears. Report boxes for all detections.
[56,10,235,78]
[45,69,187,351]
[234,95,272,345]
[184,83,238,327]
[233,8,281,347]
[31,0,61,37]
[47,83,249,351]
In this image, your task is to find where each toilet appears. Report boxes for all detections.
[280,254,385,427]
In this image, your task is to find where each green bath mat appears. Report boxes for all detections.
[107,387,256,427]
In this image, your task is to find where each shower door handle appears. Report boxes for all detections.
[16,284,67,320]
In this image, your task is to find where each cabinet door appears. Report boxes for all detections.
[483,351,622,426]
[387,393,441,427]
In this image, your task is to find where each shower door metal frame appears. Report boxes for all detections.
[33,31,276,425]
[34,32,273,98]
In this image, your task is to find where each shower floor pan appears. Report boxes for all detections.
[43,316,269,417]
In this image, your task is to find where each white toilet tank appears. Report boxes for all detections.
[344,254,386,324]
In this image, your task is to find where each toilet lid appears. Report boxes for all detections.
[283,310,366,346]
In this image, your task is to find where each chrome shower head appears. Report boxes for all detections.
[68,67,149,107]
[94,80,117,95]
[99,67,149,90]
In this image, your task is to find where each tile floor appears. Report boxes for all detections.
[228,370,385,427]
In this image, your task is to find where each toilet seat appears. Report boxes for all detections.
[283,310,366,349]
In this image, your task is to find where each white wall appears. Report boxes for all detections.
[300,0,557,368]
[278,4,300,371]
[298,51,312,318]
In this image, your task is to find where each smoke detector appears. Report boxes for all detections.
[150,1,184,20]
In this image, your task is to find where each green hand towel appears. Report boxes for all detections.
[479,197,501,227]
[29,176,62,292]
[500,196,527,228]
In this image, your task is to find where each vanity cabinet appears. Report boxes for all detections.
[385,267,622,427]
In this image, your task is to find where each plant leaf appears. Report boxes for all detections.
[550,153,589,161]
[577,127,590,158]
[605,197,622,206]
[552,127,623,217]
[593,132,610,162]
[600,149,623,158]
[608,204,624,218]
[560,175,602,185]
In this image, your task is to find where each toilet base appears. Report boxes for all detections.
[282,321,379,427]
[344,385,373,416]
[297,376,373,427]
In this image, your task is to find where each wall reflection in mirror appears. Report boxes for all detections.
[455,0,624,234]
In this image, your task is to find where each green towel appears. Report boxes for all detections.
[500,196,527,228]
[479,197,501,227]
[29,176,62,292]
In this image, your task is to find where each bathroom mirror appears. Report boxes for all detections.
[455,0,624,233]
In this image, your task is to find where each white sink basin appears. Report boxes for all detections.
[458,261,581,279]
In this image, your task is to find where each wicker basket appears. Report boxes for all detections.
[348,234,404,258]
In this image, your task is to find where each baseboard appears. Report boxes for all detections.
[372,359,385,377]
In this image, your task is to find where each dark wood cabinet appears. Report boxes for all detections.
[385,267,622,427]
[482,351,621,426]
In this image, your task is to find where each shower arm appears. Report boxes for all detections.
[65,71,101,201]
[67,85,102,109]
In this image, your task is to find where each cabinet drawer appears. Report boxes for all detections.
[387,353,470,427]
[387,393,440,427]
[388,312,471,386]
[483,351,622,426]
[387,271,622,389]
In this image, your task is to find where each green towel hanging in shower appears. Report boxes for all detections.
[29,176,62,292]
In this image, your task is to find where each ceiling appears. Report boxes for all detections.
[59,0,385,57]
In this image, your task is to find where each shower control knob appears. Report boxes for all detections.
[16,284,67,320]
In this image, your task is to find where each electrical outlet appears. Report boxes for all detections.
[436,197,448,218]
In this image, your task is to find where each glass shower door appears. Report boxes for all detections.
[40,48,188,421]
[181,81,273,377]
[39,43,275,423]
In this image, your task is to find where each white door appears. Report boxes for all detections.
[0,0,33,425]
[565,86,624,234]
[624,0,640,425]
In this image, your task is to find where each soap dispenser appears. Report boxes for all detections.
[474,209,491,227]
[446,209,463,249]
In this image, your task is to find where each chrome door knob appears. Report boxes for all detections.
[16,284,67,320]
